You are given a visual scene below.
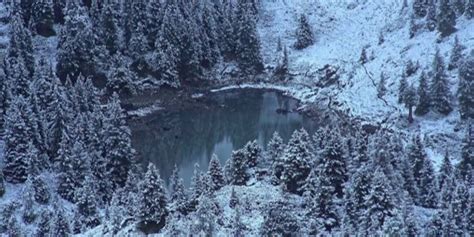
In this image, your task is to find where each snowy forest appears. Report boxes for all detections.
[0,0,473,236]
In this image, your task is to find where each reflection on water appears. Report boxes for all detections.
[131,89,319,185]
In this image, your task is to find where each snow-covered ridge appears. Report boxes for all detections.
[258,0,473,161]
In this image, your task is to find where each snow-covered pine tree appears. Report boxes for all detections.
[102,93,135,190]
[418,158,438,208]
[260,199,300,235]
[448,36,465,70]
[407,134,426,191]
[243,140,261,168]
[36,209,52,236]
[281,129,312,195]
[398,72,408,104]
[267,131,285,170]
[235,1,264,75]
[458,53,474,120]
[437,0,457,37]
[227,149,250,186]
[317,130,347,198]
[145,0,162,48]
[451,181,469,233]
[403,83,417,123]
[123,1,147,48]
[294,14,314,50]
[426,0,438,31]
[467,192,474,236]
[56,2,95,81]
[75,175,100,229]
[453,0,466,16]
[342,165,373,232]
[274,45,289,80]
[467,0,474,18]
[359,47,368,65]
[207,155,225,191]
[229,187,239,209]
[430,49,453,115]
[458,126,474,182]
[363,168,397,233]
[415,71,430,116]
[51,207,71,236]
[413,0,427,17]
[377,72,387,98]
[106,54,137,96]
[8,13,35,75]
[57,139,87,202]
[32,175,50,205]
[137,163,168,233]
[409,16,417,38]
[438,150,454,191]
[2,95,37,183]
[99,2,120,55]
[192,194,219,236]
[4,55,31,99]
[0,172,4,197]
[308,170,340,232]
[31,0,55,37]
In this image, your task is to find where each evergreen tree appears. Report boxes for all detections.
[317,130,347,198]
[268,132,286,183]
[413,0,427,17]
[261,199,300,235]
[398,72,408,104]
[426,0,437,31]
[467,192,474,236]
[458,53,474,120]
[418,158,438,208]
[359,47,368,65]
[467,0,474,18]
[103,93,135,190]
[377,72,387,98]
[208,155,225,191]
[243,140,261,168]
[7,216,22,237]
[192,194,218,236]
[235,1,264,75]
[2,96,37,183]
[149,34,179,84]
[409,16,417,38]
[75,175,100,229]
[451,181,469,233]
[415,71,430,116]
[458,126,474,181]
[407,135,426,191]
[169,165,187,212]
[32,175,50,205]
[0,172,4,197]
[57,139,87,202]
[56,2,95,81]
[363,169,397,232]
[145,0,162,47]
[106,54,137,96]
[137,163,168,232]
[227,149,250,186]
[8,13,35,75]
[437,0,457,37]
[274,46,289,79]
[308,171,340,232]
[438,150,454,191]
[430,49,453,115]
[4,55,31,98]
[99,2,120,55]
[403,83,417,123]
[36,210,52,237]
[448,36,465,70]
[294,14,314,50]
[453,0,466,16]
[51,207,70,237]
[281,129,312,195]
[229,187,239,209]
[32,0,55,36]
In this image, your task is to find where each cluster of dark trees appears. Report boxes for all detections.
[383,39,473,122]
[9,0,264,92]
[411,0,474,37]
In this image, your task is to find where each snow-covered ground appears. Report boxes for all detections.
[257,0,473,165]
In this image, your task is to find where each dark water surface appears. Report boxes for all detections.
[131,89,319,185]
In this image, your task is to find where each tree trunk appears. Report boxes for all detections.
[408,106,414,123]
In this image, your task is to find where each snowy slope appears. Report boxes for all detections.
[258,0,474,165]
